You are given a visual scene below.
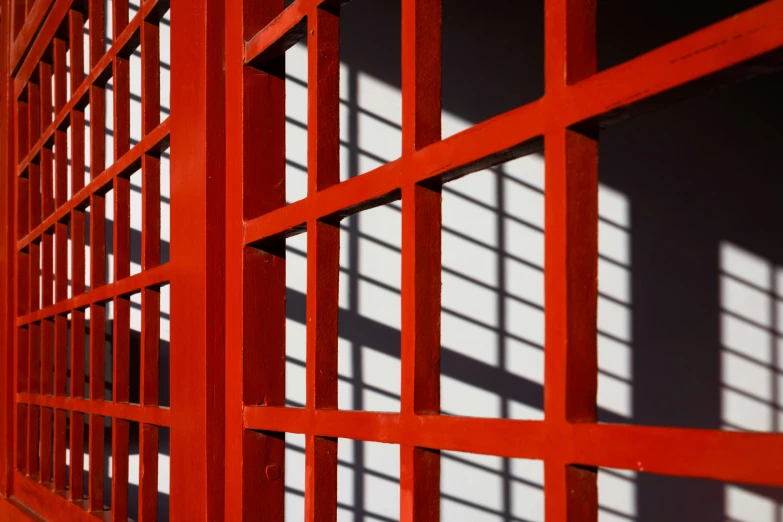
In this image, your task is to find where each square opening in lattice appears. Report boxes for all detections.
[159,283,170,408]
[337,439,400,521]
[83,307,92,400]
[338,202,402,413]
[285,432,306,520]
[286,231,307,408]
[597,0,768,71]
[440,153,545,420]
[442,451,544,522]
[129,290,142,405]
[104,184,115,283]
[129,168,142,276]
[285,38,309,204]
[340,0,401,178]
[595,72,783,432]
[160,144,170,265]
[441,0,543,140]
[159,8,171,125]
[82,14,90,82]
[129,0,140,23]
[84,200,93,292]
[129,35,142,144]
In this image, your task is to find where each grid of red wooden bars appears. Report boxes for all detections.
[1,0,783,520]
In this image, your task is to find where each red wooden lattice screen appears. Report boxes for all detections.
[0,0,782,521]
[0,0,223,520]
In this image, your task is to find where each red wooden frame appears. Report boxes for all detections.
[0,0,782,520]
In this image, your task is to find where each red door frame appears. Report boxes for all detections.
[0,0,782,521]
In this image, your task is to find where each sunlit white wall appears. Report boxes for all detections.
[720,242,783,521]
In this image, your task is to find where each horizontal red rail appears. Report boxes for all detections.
[568,423,783,488]
[568,0,783,125]
[244,407,547,459]
[12,472,98,521]
[17,117,170,252]
[244,406,783,487]
[17,393,171,426]
[16,262,170,325]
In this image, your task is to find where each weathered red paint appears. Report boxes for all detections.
[0,0,782,520]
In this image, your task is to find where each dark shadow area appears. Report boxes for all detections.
[597,0,768,70]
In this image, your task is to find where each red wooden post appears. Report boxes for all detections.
[169,0,226,520]
[0,0,16,497]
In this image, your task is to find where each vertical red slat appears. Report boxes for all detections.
[543,0,598,520]
[70,9,85,197]
[138,14,160,521]
[52,31,69,492]
[138,422,158,522]
[69,17,87,488]
[69,13,87,502]
[87,0,107,509]
[27,241,40,479]
[16,325,28,472]
[16,165,29,479]
[27,81,39,151]
[111,3,131,519]
[70,210,85,500]
[16,251,28,474]
[138,286,158,522]
[304,7,340,522]
[53,221,67,491]
[39,56,55,486]
[16,97,28,170]
[53,37,67,211]
[399,0,442,520]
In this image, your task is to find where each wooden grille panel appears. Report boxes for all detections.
[0,0,782,521]
[4,1,173,519]
[225,0,783,521]
[0,0,226,520]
